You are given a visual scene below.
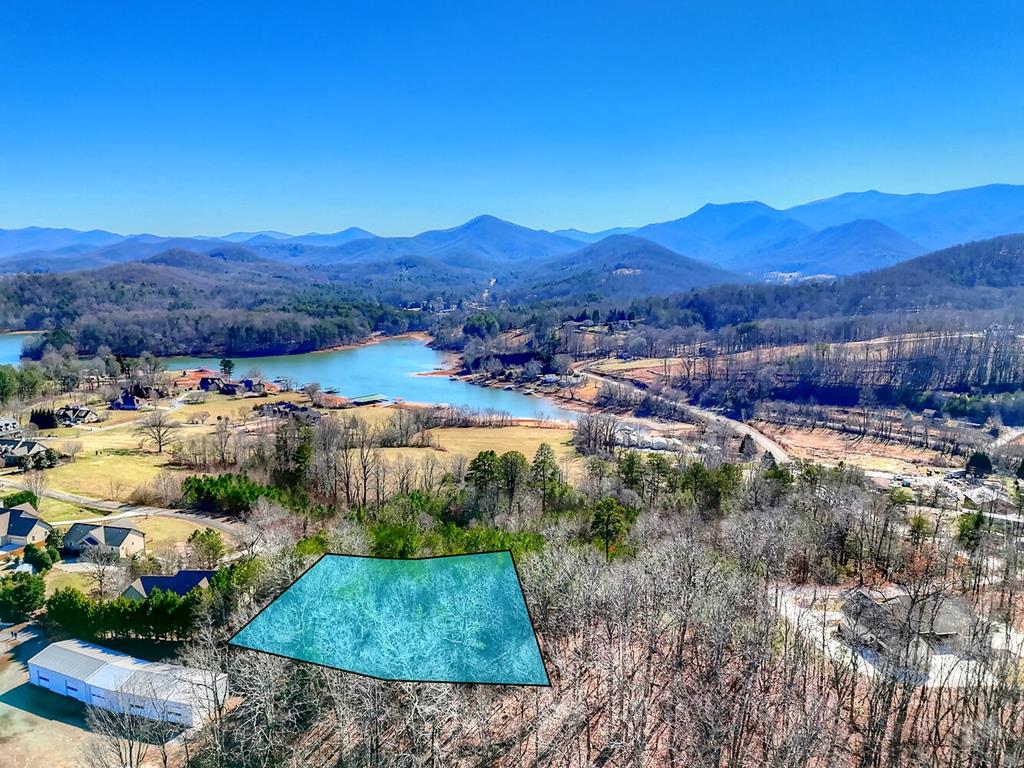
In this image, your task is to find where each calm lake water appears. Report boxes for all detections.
[167,337,575,421]
[0,332,37,366]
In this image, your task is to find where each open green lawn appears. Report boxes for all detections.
[45,568,92,597]
[42,451,174,501]
[37,498,102,523]
[132,515,234,550]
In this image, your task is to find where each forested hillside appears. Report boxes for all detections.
[0,249,421,357]
[639,234,1024,334]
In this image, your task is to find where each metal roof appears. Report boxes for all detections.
[28,639,226,707]
[27,639,126,681]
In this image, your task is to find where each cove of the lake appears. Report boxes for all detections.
[0,333,575,420]
[165,338,576,421]
[0,332,38,367]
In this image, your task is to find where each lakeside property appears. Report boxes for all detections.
[165,337,577,422]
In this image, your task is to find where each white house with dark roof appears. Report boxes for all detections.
[63,522,145,558]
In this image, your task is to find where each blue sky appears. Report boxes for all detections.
[1,1,1022,236]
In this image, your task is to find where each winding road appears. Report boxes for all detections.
[578,362,791,463]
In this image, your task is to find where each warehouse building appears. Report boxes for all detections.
[27,639,227,727]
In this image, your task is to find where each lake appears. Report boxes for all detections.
[167,337,576,421]
[0,332,37,367]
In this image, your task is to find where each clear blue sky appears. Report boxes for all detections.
[1,1,1022,236]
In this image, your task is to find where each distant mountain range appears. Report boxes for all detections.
[2,183,1022,281]
[508,235,740,301]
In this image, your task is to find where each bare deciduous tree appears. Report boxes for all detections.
[134,411,181,453]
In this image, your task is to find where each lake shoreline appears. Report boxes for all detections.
[162,331,439,368]
[158,335,577,421]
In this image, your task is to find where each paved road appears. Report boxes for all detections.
[578,363,791,463]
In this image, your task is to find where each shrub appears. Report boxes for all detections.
[0,572,46,621]
[28,408,57,430]
[3,490,38,508]
[23,543,59,572]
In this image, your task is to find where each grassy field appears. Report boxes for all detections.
[44,568,92,597]
[176,392,305,422]
[42,451,174,501]
[430,425,575,460]
[36,498,100,523]
[132,515,233,550]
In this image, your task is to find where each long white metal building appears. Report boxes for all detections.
[27,639,227,727]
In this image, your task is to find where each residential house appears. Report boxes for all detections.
[0,503,51,552]
[199,376,228,392]
[254,401,322,424]
[56,404,100,426]
[63,523,146,558]
[110,390,141,411]
[128,383,166,400]
[964,485,1017,515]
[173,367,218,390]
[0,417,22,439]
[240,378,276,394]
[839,587,977,666]
[121,569,216,600]
[0,438,47,467]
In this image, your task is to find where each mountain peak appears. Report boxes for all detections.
[458,214,515,231]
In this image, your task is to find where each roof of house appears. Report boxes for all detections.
[351,393,388,405]
[842,588,974,644]
[965,485,1011,506]
[0,504,50,538]
[57,404,96,414]
[64,522,144,549]
[0,439,45,456]
[128,569,215,598]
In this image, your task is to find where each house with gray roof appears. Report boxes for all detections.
[63,523,145,558]
[839,587,979,669]
[0,438,47,467]
[56,404,101,426]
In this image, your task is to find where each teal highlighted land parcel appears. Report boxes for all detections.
[230,551,549,685]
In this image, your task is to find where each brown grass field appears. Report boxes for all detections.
[755,422,958,475]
